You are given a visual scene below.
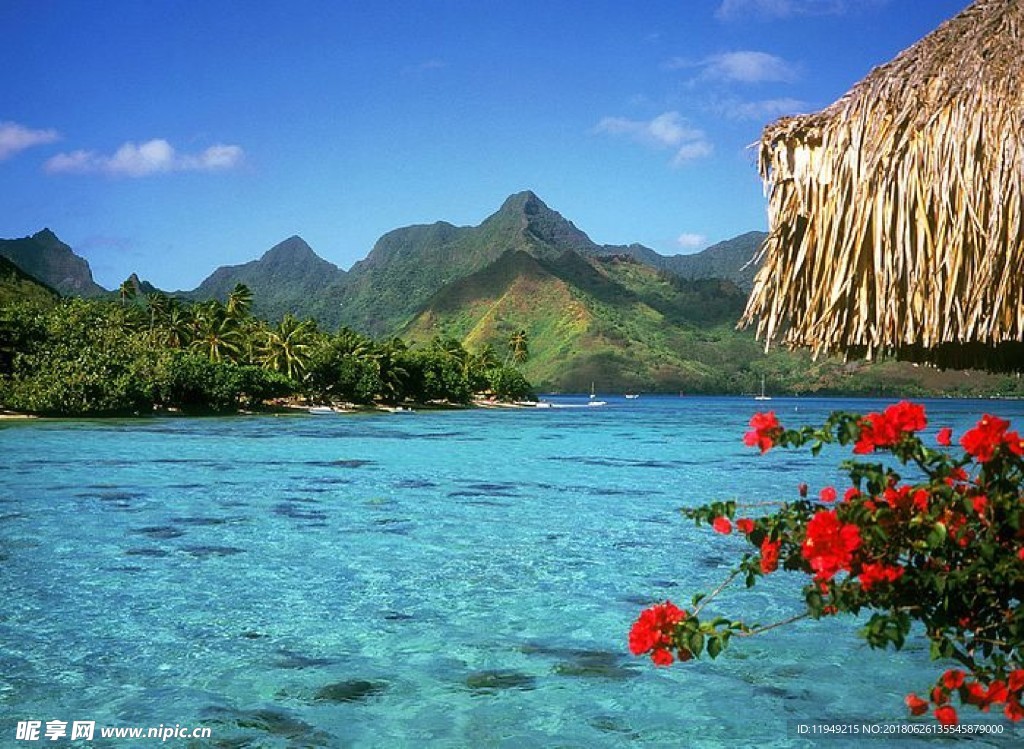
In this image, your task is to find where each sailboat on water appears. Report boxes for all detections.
[754,375,771,401]
[588,382,607,407]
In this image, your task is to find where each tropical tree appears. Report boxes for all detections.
[226,283,253,320]
[375,337,410,403]
[507,329,529,365]
[259,313,316,381]
[305,329,381,404]
[118,277,137,307]
[189,301,243,363]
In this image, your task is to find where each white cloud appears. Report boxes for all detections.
[667,51,798,84]
[716,0,859,20]
[705,51,797,83]
[593,111,713,167]
[44,138,244,177]
[677,233,706,250]
[0,121,60,160]
[709,96,809,121]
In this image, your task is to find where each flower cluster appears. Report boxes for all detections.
[906,668,1024,724]
[630,403,1024,726]
[960,414,1024,462]
[742,411,781,453]
[852,400,927,454]
[628,601,688,666]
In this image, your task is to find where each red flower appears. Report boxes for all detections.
[743,411,781,453]
[853,412,894,454]
[960,414,1011,463]
[942,669,966,690]
[937,427,953,447]
[736,518,754,535]
[858,562,904,592]
[1009,669,1024,694]
[712,516,732,535]
[628,601,686,666]
[935,705,958,726]
[853,402,927,453]
[819,486,837,503]
[905,693,929,716]
[881,485,929,515]
[801,510,861,581]
[964,681,988,707]
[1005,699,1024,722]
[760,538,781,574]
[884,400,927,434]
[971,494,988,515]
[986,680,1009,705]
[651,647,674,666]
[843,487,860,503]
[1007,430,1024,456]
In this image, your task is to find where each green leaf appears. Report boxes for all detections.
[707,636,723,659]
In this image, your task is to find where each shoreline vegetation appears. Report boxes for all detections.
[4,284,1023,420]
[0,285,535,419]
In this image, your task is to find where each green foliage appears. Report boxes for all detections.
[487,365,534,401]
[0,291,537,415]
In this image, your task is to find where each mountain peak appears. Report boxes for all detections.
[498,190,546,214]
[0,229,105,296]
[488,190,599,256]
[260,235,317,263]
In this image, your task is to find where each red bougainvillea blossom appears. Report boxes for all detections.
[853,400,927,454]
[628,601,687,666]
[960,414,1024,462]
[801,510,861,581]
[712,516,732,534]
[759,538,781,574]
[905,693,929,716]
[735,518,754,535]
[857,562,904,592]
[743,411,781,453]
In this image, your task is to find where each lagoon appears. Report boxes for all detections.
[2,396,1023,747]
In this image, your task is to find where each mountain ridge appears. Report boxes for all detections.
[0,229,106,297]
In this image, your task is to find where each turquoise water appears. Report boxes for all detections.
[2,396,1024,748]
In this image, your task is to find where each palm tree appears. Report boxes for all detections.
[226,283,253,320]
[259,314,316,381]
[507,329,529,365]
[189,302,242,363]
[162,303,192,349]
[118,277,137,307]
[474,343,500,371]
[145,292,170,336]
[375,338,409,402]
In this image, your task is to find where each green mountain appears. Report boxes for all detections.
[0,229,106,297]
[594,232,766,292]
[318,190,603,336]
[402,248,763,392]
[189,235,346,322]
[0,255,59,306]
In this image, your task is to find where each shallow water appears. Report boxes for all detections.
[2,396,1023,747]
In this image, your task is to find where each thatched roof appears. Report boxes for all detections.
[742,0,1024,371]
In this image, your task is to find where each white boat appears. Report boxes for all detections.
[587,400,608,407]
[625,393,640,400]
[754,376,772,401]
[308,405,337,415]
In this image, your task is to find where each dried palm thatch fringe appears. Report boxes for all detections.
[742,0,1024,372]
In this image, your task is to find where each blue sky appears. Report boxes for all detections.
[1,0,971,290]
